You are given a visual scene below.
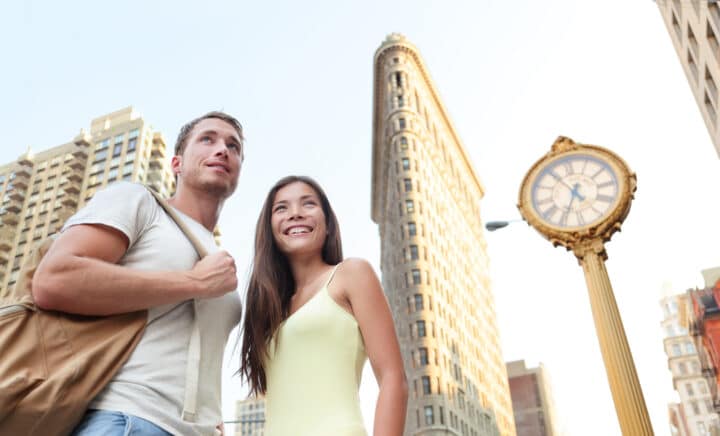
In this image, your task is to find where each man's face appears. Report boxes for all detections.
[172,118,243,198]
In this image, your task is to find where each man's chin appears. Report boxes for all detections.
[198,180,238,198]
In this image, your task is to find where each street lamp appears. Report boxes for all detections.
[484,219,523,232]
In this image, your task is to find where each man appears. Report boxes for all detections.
[33,111,244,435]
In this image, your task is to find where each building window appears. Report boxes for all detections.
[417,320,426,337]
[410,245,419,260]
[698,422,708,436]
[688,24,699,58]
[414,294,423,311]
[398,95,405,108]
[113,143,123,158]
[691,401,701,415]
[687,382,695,396]
[408,222,417,236]
[705,91,717,123]
[404,178,412,191]
[400,136,408,149]
[439,406,445,425]
[709,22,720,64]
[424,405,434,425]
[402,158,410,170]
[671,12,681,40]
[127,138,138,153]
[700,381,708,394]
[398,118,406,129]
[689,50,699,83]
[706,67,718,105]
[129,128,139,139]
[419,348,429,365]
[672,343,682,356]
[395,71,403,87]
[712,2,720,34]
[94,150,108,162]
[422,376,431,395]
[123,162,135,176]
[96,138,110,150]
[406,200,414,213]
[412,269,421,285]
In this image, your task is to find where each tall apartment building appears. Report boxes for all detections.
[371,33,516,436]
[505,360,559,436]
[234,397,266,436]
[657,0,720,157]
[660,292,720,436]
[0,107,175,294]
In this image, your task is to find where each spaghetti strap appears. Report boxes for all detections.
[323,263,342,289]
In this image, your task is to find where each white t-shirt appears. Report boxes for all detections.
[63,182,242,436]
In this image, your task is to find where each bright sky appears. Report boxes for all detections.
[3,1,719,435]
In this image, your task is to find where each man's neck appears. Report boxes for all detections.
[167,185,223,231]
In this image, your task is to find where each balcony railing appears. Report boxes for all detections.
[68,157,86,170]
[1,212,19,226]
[66,167,84,182]
[12,173,30,190]
[64,179,82,195]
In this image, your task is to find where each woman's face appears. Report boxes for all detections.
[270,181,327,258]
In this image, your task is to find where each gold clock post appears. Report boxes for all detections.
[518,137,653,435]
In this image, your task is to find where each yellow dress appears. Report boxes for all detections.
[264,265,368,436]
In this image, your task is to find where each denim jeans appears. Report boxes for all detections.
[72,410,173,436]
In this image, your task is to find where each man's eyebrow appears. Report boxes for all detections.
[196,129,218,137]
[196,129,241,144]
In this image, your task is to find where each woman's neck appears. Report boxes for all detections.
[288,255,329,292]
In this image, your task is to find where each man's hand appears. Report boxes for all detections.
[187,251,238,298]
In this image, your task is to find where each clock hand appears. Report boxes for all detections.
[571,183,586,202]
[558,179,575,191]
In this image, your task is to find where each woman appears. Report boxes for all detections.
[240,175,408,436]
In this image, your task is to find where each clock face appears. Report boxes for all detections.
[530,154,620,229]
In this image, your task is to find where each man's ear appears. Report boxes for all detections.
[171,155,182,176]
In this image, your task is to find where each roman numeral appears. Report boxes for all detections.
[543,206,558,221]
[536,197,553,206]
[596,194,615,203]
[560,212,569,226]
[576,212,585,226]
[581,160,589,175]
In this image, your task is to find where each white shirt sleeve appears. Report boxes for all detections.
[62,182,158,249]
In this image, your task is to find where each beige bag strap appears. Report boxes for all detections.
[146,189,208,259]
[146,187,205,422]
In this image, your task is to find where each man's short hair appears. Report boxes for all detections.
[174,111,244,157]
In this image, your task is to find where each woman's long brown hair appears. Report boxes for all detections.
[240,175,343,395]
